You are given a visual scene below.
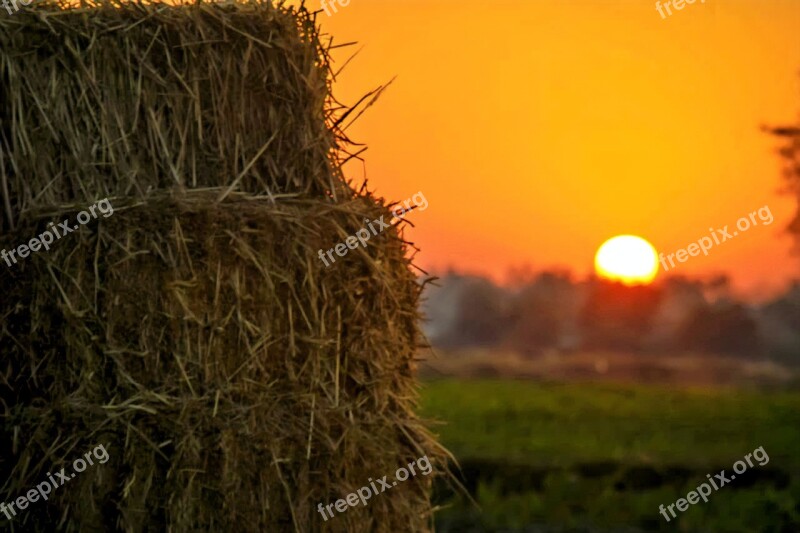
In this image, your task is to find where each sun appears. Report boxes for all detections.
[594,235,659,285]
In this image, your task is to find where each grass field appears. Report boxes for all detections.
[420,379,800,532]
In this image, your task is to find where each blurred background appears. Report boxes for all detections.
[318,0,800,530]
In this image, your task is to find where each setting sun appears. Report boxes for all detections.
[595,235,659,285]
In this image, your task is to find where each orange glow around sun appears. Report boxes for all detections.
[595,235,659,286]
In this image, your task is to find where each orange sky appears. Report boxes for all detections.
[317,0,800,300]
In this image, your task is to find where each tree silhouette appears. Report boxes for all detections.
[765,117,800,253]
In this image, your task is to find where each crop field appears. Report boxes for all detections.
[420,379,800,532]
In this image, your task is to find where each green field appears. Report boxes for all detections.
[420,379,800,532]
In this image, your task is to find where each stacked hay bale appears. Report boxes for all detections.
[0,2,446,531]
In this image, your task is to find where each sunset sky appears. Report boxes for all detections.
[317,0,800,300]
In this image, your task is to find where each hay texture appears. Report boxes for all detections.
[0,2,447,532]
[1,192,445,532]
[0,0,349,233]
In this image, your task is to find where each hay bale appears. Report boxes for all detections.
[0,0,348,232]
[1,191,447,532]
[0,2,448,531]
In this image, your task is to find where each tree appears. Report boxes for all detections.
[765,121,800,253]
[580,279,662,351]
[424,274,510,349]
[505,271,574,355]
[678,302,761,357]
